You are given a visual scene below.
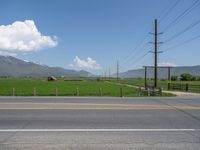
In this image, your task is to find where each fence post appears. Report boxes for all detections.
[33,87,36,96]
[12,88,15,96]
[76,87,79,96]
[55,87,58,96]
[147,88,150,96]
[159,88,162,96]
[99,88,102,96]
[120,87,123,97]
[186,83,189,91]
[139,87,141,96]
[168,83,170,90]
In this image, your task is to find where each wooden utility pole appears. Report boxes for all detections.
[154,19,158,88]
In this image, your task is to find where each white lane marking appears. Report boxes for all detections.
[0,129,199,132]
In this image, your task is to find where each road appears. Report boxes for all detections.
[0,96,200,150]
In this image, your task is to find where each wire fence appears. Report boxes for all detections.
[168,83,200,93]
[0,87,137,97]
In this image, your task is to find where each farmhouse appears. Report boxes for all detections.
[47,76,57,81]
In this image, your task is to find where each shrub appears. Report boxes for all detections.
[171,75,178,81]
[180,73,192,81]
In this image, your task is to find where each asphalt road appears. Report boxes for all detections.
[0,96,200,150]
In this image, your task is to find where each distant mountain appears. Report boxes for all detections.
[119,66,200,78]
[0,56,93,77]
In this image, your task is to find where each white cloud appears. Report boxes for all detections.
[70,56,101,70]
[0,51,17,57]
[158,62,177,67]
[0,20,57,54]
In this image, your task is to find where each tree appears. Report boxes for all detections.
[180,73,192,81]
[96,77,101,82]
[196,76,200,81]
[191,76,196,81]
[171,75,178,81]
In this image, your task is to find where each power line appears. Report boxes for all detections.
[110,1,200,74]
[120,22,154,65]
[163,35,200,52]
[165,18,200,43]
[121,36,148,63]
[163,0,200,32]
[119,50,151,73]
[121,41,152,66]
[120,30,154,72]
[130,52,149,66]
[120,0,178,68]
[159,0,181,23]
[107,33,151,73]
[117,0,180,73]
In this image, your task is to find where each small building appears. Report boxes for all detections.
[47,76,57,81]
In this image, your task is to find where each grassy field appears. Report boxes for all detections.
[0,78,140,97]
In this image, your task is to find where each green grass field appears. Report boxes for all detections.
[0,78,139,97]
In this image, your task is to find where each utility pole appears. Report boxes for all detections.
[117,60,119,81]
[109,68,111,81]
[149,19,163,88]
[102,73,104,81]
[154,19,158,88]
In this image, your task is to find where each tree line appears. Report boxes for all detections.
[171,73,200,81]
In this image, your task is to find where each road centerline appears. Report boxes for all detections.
[0,101,200,110]
[0,129,199,132]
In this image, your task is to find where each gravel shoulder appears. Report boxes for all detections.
[163,90,200,97]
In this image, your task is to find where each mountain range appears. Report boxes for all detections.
[0,56,93,77]
[1,55,200,78]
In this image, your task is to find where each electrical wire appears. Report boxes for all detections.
[120,22,154,65]
[163,0,200,32]
[163,35,200,52]
[159,0,181,23]
[165,18,200,43]
[120,52,150,72]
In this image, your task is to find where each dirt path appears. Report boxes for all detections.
[108,81,200,97]
[162,90,200,97]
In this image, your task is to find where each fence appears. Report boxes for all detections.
[139,87,163,96]
[168,83,200,92]
[0,87,127,97]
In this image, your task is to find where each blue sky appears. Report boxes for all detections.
[0,0,200,75]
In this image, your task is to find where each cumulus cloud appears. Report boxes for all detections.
[0,20,57,55]
[158,62,177,67]
[70,56,101,70]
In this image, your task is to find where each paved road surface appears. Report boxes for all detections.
[0,97,200,150]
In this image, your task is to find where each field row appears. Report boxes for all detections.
[0,78,179,96]
[0,81,138,97]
